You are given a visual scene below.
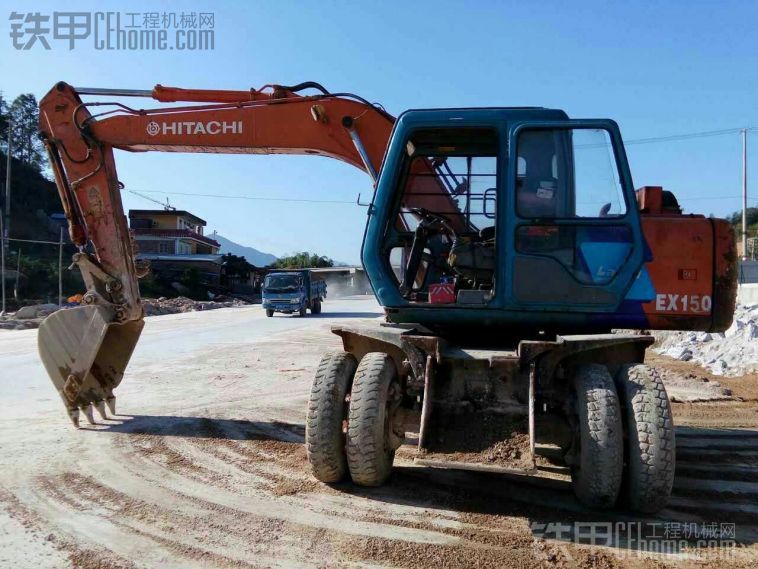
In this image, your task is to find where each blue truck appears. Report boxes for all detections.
[262,270,327,317]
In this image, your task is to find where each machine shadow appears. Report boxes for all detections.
[92,414,305,442]
[268,311,381,319]
[90,418,758,549]
[339,464,578,520]
[309,311,382,318]
[338,463,758,549]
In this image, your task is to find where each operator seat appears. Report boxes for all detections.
[517,176,559,218]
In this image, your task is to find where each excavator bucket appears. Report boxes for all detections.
[37,306,144,427]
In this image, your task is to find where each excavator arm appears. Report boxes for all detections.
[38,81,457,426]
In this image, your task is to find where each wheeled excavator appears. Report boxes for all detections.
[38,81,737,513]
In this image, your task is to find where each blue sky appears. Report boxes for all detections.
[1,1,757,263]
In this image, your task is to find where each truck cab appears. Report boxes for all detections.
[262,270,326,317]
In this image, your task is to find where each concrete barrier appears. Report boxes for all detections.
[740,261,758,284]
[738,283,758,305]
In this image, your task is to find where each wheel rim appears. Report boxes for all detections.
[384,382,402,453]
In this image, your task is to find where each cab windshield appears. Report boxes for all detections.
[264,274,302,291]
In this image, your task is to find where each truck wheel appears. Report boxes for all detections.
[306,351,357,483]
[570,364,624,509]
[615,364,675,513]
[311,300,322,314]
[266,309,274,317]
[299,306,307,317]
[346,353,400,486]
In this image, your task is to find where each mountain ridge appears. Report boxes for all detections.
[211,233,278,267]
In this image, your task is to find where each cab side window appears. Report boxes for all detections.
[513,128,633,294]
[517,128,627,219]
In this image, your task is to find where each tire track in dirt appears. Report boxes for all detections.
[31,472,297,568]
[23,413,461,566]
[26,404,758,566]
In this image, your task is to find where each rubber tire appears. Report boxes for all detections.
[299,306,307,317]
[266,309,274,318]
[346,353,398,487]
[305,351,357,483]
[570,364,624,509]
[615,364,675,513]
[311,300,322,314]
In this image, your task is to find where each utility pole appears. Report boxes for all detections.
[1,122,12,315]
[0,208,5,316]
[742,128,748,262]
[14,247,20,302]
[58,226,64,306]
[4,121,11,256]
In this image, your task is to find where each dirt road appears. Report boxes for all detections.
[1,297,757,568]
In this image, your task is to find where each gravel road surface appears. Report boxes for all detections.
[1,296,757,568]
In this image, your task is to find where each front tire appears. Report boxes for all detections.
[346,353,399,486]
[299,306,307,317]
[306,351,357,483]
[615,364,675,513]
[265,309,274,317]
[570,364,624,509]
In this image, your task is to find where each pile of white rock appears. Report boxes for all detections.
[0,297,248,330]
[655,302,758,376]
[0,303,60,331]
[141,296,247,316]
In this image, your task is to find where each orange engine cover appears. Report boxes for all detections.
[639,215,737,332]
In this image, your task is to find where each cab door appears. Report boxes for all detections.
[503,120,644,311]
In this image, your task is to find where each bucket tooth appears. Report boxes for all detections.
[105,396,116,415]
[95,400,108,420]
[82,404,96,425]
[68,408,81,428]
[37,305,143,426]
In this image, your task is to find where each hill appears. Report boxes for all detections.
[0,150,62,241]
[211,233,278,267]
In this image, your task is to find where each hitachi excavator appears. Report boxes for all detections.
[38,81,737,513]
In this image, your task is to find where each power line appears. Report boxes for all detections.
[624,126,758,146]
[675,195,756,201]
[126,189,357,205]
[129,189,754,209]
[127,190,176,210]
[125,127,758,207]
[126,189,756,205]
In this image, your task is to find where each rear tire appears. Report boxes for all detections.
[265,309,274,317]
[311,300,322,314]
[570,364,624,509]
[615,364,675,514]
[306,351,357,483]
[346,353,399,486]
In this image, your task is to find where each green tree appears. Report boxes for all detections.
[137,271,173,299]
[178,268,207,300]
[9,93,46,170]
[7,248,85,306]
[727,207,758,228]
[0,145,61,239]
[270,251,334,269]
[222,253,254,280]
[0,92,8,141]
